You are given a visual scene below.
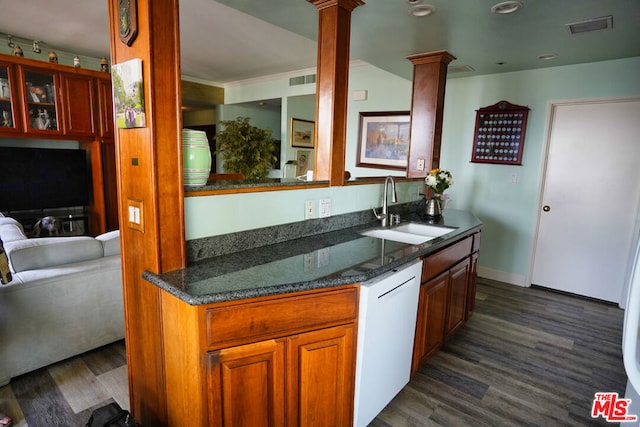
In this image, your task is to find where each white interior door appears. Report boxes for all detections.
[532,98,640,304]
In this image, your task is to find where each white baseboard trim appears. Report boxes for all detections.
[478,266,528,287]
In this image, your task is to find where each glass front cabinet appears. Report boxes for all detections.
[0,62,20,133]
[21,67,61,134]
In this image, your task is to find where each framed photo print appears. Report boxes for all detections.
[290,118,315,148]
[357,111,410,170]
[295,149,313,177]
[112,58,146,129]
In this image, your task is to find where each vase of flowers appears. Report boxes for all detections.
[425,168,453,217]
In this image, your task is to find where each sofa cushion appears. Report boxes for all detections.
[96,230,121,257]
[0,220,27,242]
[4,237,104,273]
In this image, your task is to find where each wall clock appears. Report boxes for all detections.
[118,0,138,46]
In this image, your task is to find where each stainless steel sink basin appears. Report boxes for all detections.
[360,222,456,245]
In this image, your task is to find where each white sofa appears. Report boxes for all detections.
[0,214,124,386]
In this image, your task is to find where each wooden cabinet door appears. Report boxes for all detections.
[60,73,96,136]
[445,258,471,340]
[101,139,119,231]
[0,61,21,134]
[467,252,479,320]
[207,339,286,427]
[412,270,448,373]
[287,325,355,427]
[96,76,114,138]
[19,66,61,134]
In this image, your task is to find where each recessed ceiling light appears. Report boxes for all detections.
[537,53,558,61]
[491,1,523,15]
[407,0,422,5]
[409,4,435,17]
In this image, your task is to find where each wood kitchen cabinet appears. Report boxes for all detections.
[0,61,20,133]
[466,232,481,319]
[96,76,114,139]
[60,73,96,137]
[444,257,471,340]
[413,270,448,369]
[0,53,113,141]
[20,67,61,134]
[412,233,479,373]
[161,285,358,427]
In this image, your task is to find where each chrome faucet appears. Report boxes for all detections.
[373,175,397,227]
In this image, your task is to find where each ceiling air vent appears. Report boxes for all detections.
[566,16,613,35]
[289,74,316,86]
[448,65,475,74]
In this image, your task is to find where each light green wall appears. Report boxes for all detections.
[185,63,418,241]
[185,180,423,240]
[440,56,640,284]
[346,63,413,178]
[186,57,640,287]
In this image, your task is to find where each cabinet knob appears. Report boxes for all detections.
[542,205,551,212]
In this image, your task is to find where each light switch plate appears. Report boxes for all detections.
[319,198,332,218]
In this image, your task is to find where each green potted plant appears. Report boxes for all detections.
[215,117,278,181]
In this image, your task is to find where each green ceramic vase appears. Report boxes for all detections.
[182,129,212,186]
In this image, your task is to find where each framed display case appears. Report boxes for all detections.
[470,100,529,165]
[0,62,19,133]
[22,68,60,133]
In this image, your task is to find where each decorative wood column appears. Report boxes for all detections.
[308,0,364,185]
[106,0,186,425]
[406,50,455,177]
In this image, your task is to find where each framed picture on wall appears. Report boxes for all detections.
[295,149,313,177]
[112,58,146,129]
[290,118,315,148]
[470,100,529,165]
[356,111,410,170]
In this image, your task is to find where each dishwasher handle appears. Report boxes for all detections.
[377,276,417,300]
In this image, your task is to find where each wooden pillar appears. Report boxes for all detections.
[106,0,186,425]
[308,0,363,185]
[406,50,455,177]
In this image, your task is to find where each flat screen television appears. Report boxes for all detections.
[0,146,91,212]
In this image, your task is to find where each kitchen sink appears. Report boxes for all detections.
[393,222,456,237]
[360,222,456,245]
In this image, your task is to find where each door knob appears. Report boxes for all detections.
[543,205,551,212]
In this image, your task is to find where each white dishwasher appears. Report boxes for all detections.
[354,259,423,427]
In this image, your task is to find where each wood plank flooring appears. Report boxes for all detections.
[0,340,128,427]
[0,278,627,426]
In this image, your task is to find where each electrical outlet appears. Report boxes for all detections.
[510,172,518,183]
[319,198,332,218]
[305,199,315,219]
[417,158,425,171]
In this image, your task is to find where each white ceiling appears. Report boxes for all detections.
[1,0,639,84]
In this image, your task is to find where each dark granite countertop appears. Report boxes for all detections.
[143,209,482,306]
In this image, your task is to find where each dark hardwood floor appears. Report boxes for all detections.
[372,279,627,426]
[0,279,627,426]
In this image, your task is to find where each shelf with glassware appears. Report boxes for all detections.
[22,67,61,134]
